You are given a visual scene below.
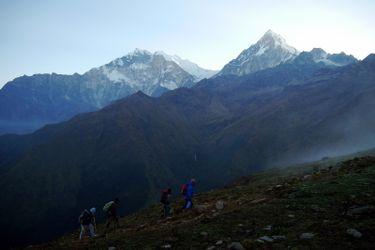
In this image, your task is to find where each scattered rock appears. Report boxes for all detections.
[258,236,274,242]
[165,236,178,243]
[200,231,209,237]
[272,235,287,241]
[207,246,216,250]
[263,225,272,231]
[237,223,244,228]
[347,205,375,216]
[310,205,325,212]
[215,200,224,210]
[251,198,267,204]
[216,240,223,245]
[347,228,362,238]
[108,247,116,250]
[161,244,172,249]
[288,214,295,218]
[300,233,314,239]
[227,242,245,250]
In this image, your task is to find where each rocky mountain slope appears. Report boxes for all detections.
[32,153,375,249]
[154,51,217,80]
[0,54,374,248]
[0,49,210,135]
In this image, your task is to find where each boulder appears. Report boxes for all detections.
[300,233,314,239]
[227,242,245,250]
[200,231,209,237]
[216,240,224,245]
[215,200,224,210]
[258,236,273,242]
[263,225,272,231]
[346,228,362,238]
[165,236,178,242]
[347,205,374,216]
[272,235,286,241]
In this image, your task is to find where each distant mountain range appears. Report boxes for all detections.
[0,34,373,246]
[0,49,216,134]
[0,30,357,135]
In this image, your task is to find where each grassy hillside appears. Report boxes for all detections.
[31,152,375,249]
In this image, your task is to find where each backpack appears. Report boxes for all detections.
[103,201,114,212]
[79,210,93,225]
[160,190,168,204]
[180,184,188,195]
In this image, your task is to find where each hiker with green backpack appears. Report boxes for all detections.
[103,198,120,231]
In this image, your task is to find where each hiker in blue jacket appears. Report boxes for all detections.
[182,178,196,210]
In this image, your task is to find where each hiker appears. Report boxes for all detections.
[78,207,96,240]
[160,188,172,217]
[103,198,120,231]
[181,178,196,210]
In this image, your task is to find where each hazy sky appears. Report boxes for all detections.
[0,0,374,87]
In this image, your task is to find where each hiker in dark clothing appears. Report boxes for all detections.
[182,178,196,210]
[78,207,96,240]
[103,198,120,231]
[160,188,172,217]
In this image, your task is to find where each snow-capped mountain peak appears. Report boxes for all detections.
[84,49,218,100]
[258,30,298,55]
[218,30,299,76]
[307,48,357,66]
[85,49,196,97]
[129,48,152,56]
